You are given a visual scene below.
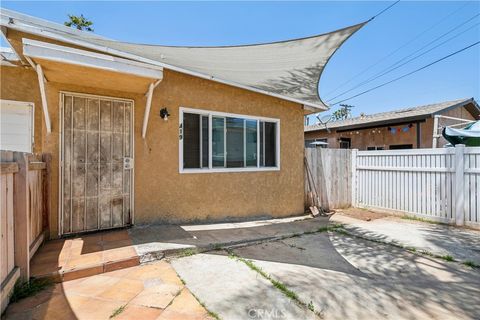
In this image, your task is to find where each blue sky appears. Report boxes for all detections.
[2,1,479,119]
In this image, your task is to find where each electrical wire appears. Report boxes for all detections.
[329,41,480,106]
[323,2,470,98]
[370,0,401,21]
[326,14,480,102]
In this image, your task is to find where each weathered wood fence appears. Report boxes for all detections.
[305,148,352,211]
[1,151,50,313]
[305,145,480,228]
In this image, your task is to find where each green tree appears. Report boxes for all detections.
[64,14,94,31]
[332,104,354,121]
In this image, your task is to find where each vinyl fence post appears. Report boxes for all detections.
[351,149,358,207]
[454,144,465,226]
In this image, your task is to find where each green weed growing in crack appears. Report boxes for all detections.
[212,243,223,251]
[229,250,321,317]
[177,248,198,257]
[332,228,471,267]
[401,215,444,225]
[109,305,126,318]
[463,261,479,269]
[190,291,220,320]
[171,266,220,319]
[441,255,455,262]
[10,278,53,303]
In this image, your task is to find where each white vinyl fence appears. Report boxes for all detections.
[353,145,480,228]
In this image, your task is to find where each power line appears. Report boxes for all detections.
[323,2,470,98]
[326,14,480,102]
[329,41,480,106]
[370,0,401,21]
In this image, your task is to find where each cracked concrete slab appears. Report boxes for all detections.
[171,253,317,320]
[331,213,480,264]
[232,231,480,319]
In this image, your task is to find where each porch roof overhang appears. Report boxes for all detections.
[22,38,163,137]
[22,38,163,93]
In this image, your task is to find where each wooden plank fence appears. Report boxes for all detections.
[306,145,480,228]
[305,148,352,211]
[1,151,50,313]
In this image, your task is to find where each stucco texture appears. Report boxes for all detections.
[1,64,305,238]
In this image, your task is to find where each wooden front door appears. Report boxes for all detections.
[61,93,133,235]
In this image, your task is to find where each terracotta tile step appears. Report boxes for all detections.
[33,256,140,283]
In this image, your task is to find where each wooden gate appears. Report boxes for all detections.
[60,93,134,235]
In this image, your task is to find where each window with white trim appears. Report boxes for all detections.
[0,100,34,153]
[180,108,280,172]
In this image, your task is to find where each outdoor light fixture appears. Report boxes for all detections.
[160,108,170,121]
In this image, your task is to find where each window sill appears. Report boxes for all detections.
[179,167,280,174]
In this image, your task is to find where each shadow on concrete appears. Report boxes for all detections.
[326,229,480,319]
[182,227,480,319]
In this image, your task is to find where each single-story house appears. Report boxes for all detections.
[0,9,365,238]
[304,98,480,150]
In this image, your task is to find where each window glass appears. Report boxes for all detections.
[212,117,225,167]
[201,116,209,168]
[182,110,278,171]
[264,122,276,167]
[245,120,257,167]
[183,113,200,168]
[226,117,245,168]
[260,122,264,166]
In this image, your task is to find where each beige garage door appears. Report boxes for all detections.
[61,93,133,235]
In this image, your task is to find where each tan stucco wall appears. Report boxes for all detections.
[1,65,305,238]
[305,105,478,150]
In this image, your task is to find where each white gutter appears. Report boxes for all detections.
[22,38,164,80]
[1,16,326,111]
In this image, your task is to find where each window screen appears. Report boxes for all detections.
[181,109,278,171]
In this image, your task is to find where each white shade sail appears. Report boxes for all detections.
[1,8,366,110]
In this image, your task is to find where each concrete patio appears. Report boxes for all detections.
[4,261,213,320]
[8,213,480,319]
[30,215,328,282]
[172,230,480,319]
[331,209,480,264]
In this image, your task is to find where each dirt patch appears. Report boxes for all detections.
[334,208,390,221]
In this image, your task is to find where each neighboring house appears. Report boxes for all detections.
[0,9,365,238]
[305,98,480,150]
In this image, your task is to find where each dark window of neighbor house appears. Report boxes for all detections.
[181,108,279,172]
[389,144,413,150]
[339,137,351,149]
[367,146,385,150]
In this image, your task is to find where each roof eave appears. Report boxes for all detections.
[305,114,431,132]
